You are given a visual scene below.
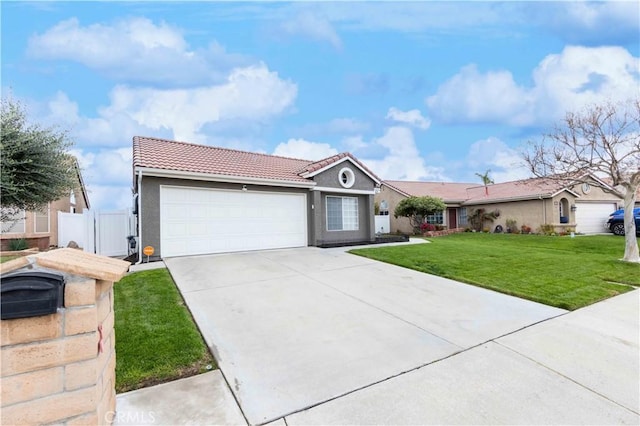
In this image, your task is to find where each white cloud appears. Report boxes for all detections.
[532,2,639,45]
[66,147,134,210]
[44,64,296,145]
[110,64,296,143]
[277,11,342,49]
[466,137,529,183]
[273,138,338,160]
[27,17,249,85]
[361,126,448,181]
[426,46,639,127]
[386,107,431,130]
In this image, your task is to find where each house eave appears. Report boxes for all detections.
[135,166,317,189]
[311,186,376,195]
[462,193,553,205]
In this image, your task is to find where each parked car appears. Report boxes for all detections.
[606,207,640,236]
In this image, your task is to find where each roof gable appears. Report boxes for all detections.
[298,152,381,184]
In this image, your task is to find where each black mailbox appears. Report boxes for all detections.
[1,271,65,320]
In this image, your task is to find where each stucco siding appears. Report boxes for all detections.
[375,185,413,234]
[312,162,375,191]
[313,192,374,245]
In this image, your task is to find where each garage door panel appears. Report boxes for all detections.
[575,203,617,234]
[160,186,307,257]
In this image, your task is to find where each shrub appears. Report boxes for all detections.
[539,224,555,235]
[8,238,28,251]
[420,223,436,233]
[521,225,532,234]
[506,218,518,233]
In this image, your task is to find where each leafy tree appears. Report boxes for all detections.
[469,208,500,232]
[1,98,77,225]
[523,99,639,263]
[394,196,446,233]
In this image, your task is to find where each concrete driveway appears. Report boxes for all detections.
[165,245,581,425]
[163,245,639,425]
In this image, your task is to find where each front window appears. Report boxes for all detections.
[458,208,468,226]
[327,196,359,231]
[1,210,26,233]
[425,210,444,225]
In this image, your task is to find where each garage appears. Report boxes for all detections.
[160,186,307,257]
[575,202,617,234]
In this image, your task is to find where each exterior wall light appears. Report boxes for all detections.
[570,204,577,211]
[242,185,248,192]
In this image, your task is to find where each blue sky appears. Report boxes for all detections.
[2,1,639,210]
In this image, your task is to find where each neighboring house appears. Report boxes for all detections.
[132,136,381,259]
[377,175,622,235]
[0,162,90,250]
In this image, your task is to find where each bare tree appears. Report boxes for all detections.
[523,99,639,263]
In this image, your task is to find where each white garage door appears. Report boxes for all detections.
[160,186,307,257]
[575,202,617,234]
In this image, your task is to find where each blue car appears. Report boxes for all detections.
[606,207,640,236]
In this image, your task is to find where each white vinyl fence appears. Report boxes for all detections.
[58,210,132,257]
[374,215,390,234]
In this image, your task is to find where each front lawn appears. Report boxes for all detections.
[114,268,216,393]
[350,234,639,310]
[0,255,20,263]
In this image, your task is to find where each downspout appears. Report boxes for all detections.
[135,169,143,265]
[540,195,546,224]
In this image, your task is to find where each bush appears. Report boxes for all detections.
[506,218,518,233]
[8,238,28,251]
[521,225,532,234]
[420,223,436,233]
[539,224,555,235]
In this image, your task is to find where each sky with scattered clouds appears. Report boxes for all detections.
[2,1,638,210]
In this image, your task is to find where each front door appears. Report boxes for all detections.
[447,208,457,229]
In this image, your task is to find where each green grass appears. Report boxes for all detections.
[0,256,20,263]
[114,268,216,393]
[351,233,639,310]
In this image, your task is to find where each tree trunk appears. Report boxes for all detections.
[622,189,639,263]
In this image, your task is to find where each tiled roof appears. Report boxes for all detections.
[384,180,477,202]
[463,177,568,204]
[384,177,570,205]
[133,136,379,184]
[133,136,313,183]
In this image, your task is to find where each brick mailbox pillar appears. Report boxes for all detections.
[1,249,129,425]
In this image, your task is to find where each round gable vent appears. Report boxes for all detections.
[338,167,355,188]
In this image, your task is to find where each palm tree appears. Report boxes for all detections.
[475,169,494,196]
[469,208,501,232]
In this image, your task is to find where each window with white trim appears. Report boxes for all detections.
[425,210,444,225]
[327,196,359,231]
[338,167,355,188]
[1,210,26,233]
[458,208,468,226]
[35,206,50,233]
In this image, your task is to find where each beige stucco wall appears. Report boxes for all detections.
[377,181,625,235]
[1,187,88,248]
[375,185,413,234]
